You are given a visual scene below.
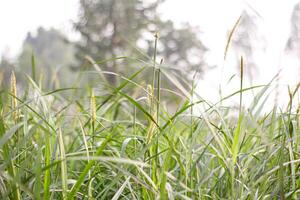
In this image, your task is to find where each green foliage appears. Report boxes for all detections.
[1,2,300,199]
[0,54,300,199]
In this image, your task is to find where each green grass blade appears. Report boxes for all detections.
[58,129,68,199]
[67,132,113,200]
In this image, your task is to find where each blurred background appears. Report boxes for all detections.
[1,0,300,109]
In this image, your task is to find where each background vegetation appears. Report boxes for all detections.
[0,0,300,199]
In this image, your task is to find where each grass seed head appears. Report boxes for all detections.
[10,71,19,121]
[147,84,154,107]
[90,89,97,123]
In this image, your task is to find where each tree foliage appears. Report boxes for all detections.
[286,3,300,56]
[18,27,77,88]
[74,0,207,84]
[231,10,265,81]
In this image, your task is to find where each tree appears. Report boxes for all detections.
[74,0,207,84]
[286,3,300,56]
[231,10,265,82]
[18,27,77,88]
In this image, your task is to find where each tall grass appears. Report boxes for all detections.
[0,36,300,200]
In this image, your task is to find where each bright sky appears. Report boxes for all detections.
[161,0,300,108]
[0,0,300,108]
[0,0,78,57]
[0,1,297,58]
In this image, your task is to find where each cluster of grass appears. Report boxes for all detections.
[1,40,300,200]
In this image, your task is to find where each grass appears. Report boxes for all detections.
[0,38,300,200]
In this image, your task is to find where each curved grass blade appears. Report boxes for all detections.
[224,15,242,60]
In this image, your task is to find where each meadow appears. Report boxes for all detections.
[0,41,300,200]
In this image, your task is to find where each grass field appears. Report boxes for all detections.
[0,51,300,200]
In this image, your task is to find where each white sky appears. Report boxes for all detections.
[161,0,300,108]
[0,0,78,57]
[0,0,297,58]
[0,0,300,108]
